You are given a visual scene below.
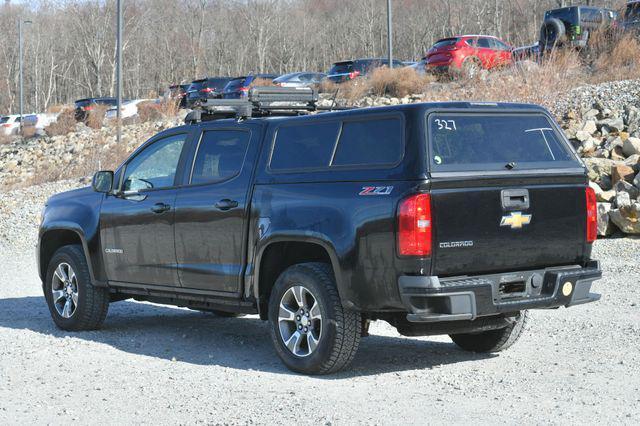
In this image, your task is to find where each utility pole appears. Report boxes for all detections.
[18,19,32,137]
[116,0,123,145]
[387,0,393,69]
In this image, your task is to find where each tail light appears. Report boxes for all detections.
[348,71,360,80]
[239,86,249,92]
[84,105,94,111]
[2,124,11,128]
[200,87,214,93]
[586,187,597,243]
[397,193,433,257]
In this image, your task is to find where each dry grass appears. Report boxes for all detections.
[137,101,164,123]
[594,34,640,82]
[86,104,108,129]
[0,133,12,145]
[368,67,435,98]
[44,108,76,137]
[250,78,276,87]
[46,104,68,114]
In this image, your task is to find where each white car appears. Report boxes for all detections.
[105,99,155,120]
[1,115,21,136]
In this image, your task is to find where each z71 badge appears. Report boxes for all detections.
[359,186,394,196]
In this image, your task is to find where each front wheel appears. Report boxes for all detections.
[449,311,528,353]
[268,263,361,375]
[44,245,110,331]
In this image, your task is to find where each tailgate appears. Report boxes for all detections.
[426,110,588,277]
[430,177,587,277]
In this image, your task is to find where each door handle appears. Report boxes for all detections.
[151,203,171,214]
[215,199,239,211]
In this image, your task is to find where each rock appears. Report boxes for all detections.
[576,131,591,142]
[582,120,598,135]
[610,204,640,234]
[597,202,616,236]
[599,117,625,133]
[615,191,632,208]
[633,172,640,190]
[622,137,640,157]
[612,164,635,184]
[583,158,615,183]
[614,180,640,199]
[598,190,616,203]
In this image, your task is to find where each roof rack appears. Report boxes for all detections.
[185,86,331,124]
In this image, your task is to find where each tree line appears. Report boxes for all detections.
[0,0,625,114]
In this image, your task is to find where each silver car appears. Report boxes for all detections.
[273,72,326,88]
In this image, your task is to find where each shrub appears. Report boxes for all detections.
[44,108,76,137]
[137,101,164,123]
[595,35,640,81]
[368,67,435,98]
[86,104,108,129]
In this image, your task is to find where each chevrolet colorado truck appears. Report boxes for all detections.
[38,98,602,374]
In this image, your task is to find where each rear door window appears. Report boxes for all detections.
[428,113,578,172]
[270,122,341,171]
[191,130,250,185]
[332,118,403,167]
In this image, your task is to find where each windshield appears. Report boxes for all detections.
[329,62,353,75]
[428,113,578,172]
[626,3,640,21]
[431,38,459,50]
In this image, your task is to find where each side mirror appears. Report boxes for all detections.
[92,170,114,193]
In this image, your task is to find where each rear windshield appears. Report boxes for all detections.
[0,116,9,124]
[224,78,247,92]
[204,78,231,91]
[188,80,206,91]
[545,8,578,22]
[432,38,459,49]
[428,113,578,172]
[329,62,353,74]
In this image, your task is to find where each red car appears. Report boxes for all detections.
[426,35,513,77]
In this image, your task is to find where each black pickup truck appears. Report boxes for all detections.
[38,95,602,374]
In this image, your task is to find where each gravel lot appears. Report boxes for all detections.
[0,183,639,425]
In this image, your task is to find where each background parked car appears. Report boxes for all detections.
[273,72,326,88]
[105,99,155,120]
[167,84,190,108]
[185,77,232,107]
[622,1,640,33]
[326,58,406,83]
[221,74,278,99]
[405,58,428,75]
[0,115,21,136]
[425,35,513,78]
[512,42,541,63]
[74,97,119,121]
[539,6,619,52]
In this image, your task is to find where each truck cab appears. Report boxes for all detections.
[38,91,602,374]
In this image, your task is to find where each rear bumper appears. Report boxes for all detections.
[398,261,601,323]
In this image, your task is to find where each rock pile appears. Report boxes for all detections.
[563,102,640,235]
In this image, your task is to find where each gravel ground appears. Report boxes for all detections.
[0,184,639,425]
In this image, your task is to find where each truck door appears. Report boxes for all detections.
[100,131,190,287]
[173,125,262,295]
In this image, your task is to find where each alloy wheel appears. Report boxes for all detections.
[51,262,79,319]
[278,285,323,357]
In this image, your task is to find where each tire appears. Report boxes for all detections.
[460,57,481,79]
[449,311,528,353]
[44,244,109,331]
[268,262,361,375]
[540,18,566,48]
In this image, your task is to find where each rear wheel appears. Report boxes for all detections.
[449,311,528,353]
[268,262,361,375]
[44,245,109,331]
[460,58,482,79]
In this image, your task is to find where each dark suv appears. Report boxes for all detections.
[622,1,640,32]
[185,77,232,108]
[220,74,278,99]
[326,58,406,83]
[38,96,602,374]
[539,6,618,52]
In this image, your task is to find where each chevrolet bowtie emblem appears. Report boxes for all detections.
[500,212,532,229]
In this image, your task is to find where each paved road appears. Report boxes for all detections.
[0,239,638,425]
